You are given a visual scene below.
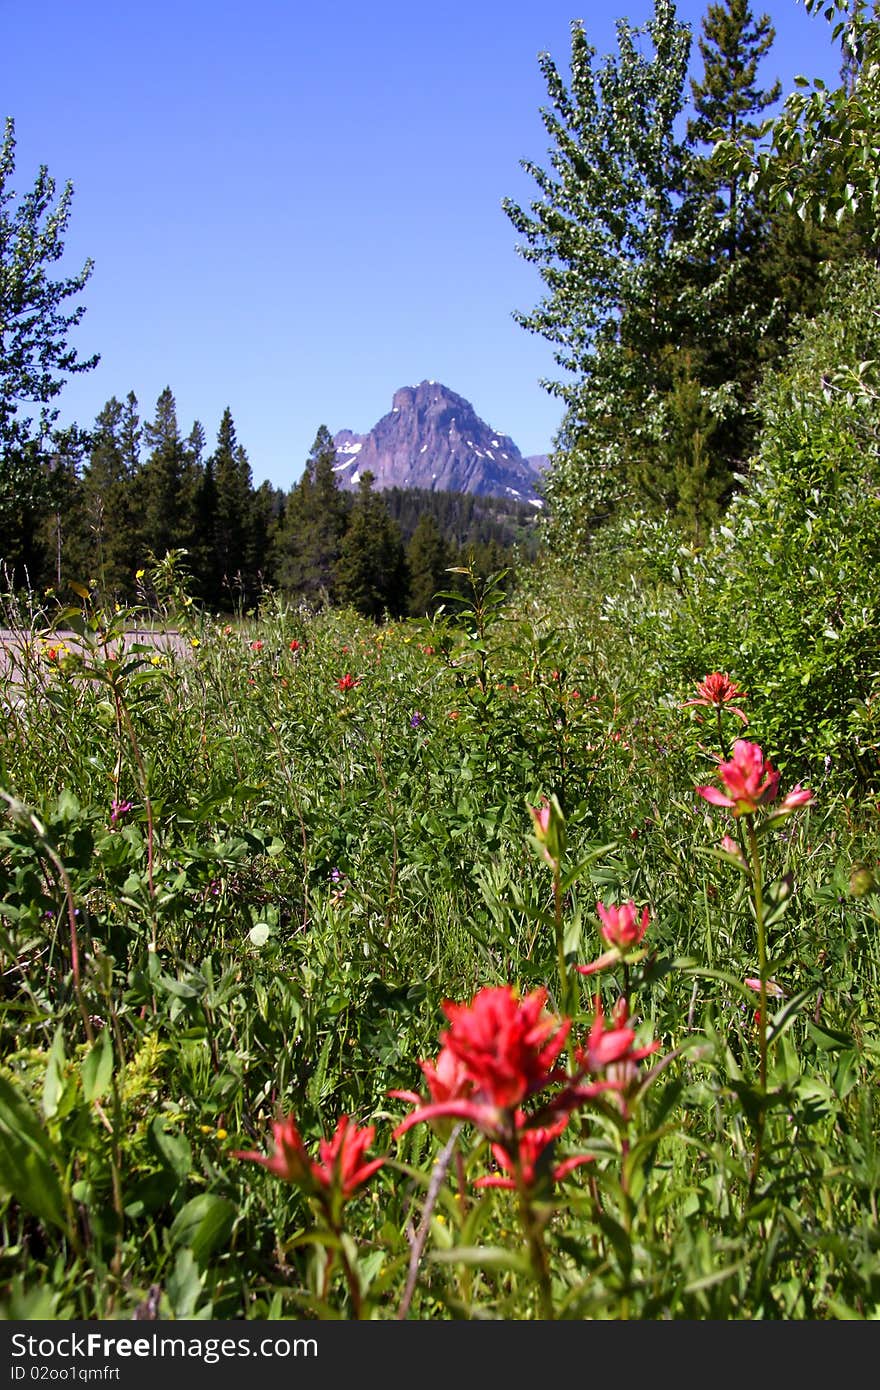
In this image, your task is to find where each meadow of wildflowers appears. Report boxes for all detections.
[0,560,878,1320]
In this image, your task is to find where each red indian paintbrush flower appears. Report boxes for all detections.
[442,985,569,1107]
[574,901,650,976]
[574,994,660,1076]
[597,901,649,949]
[696,739,814,819]
[388,1044,474,1109]
[473,1112,593,1191]
[682,672,748,723]
[234,1113,384,1202]
[392,985,570,1141]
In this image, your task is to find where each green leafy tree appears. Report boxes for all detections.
[0,117,99,583]
[503,0,706,551]
[627,257,880,782]
[739,0,880,248]
[333,471,408,620]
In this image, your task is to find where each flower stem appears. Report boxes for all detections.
[509,1129,554,1319]
[744,817,768,1194]
[553,861,571,1024]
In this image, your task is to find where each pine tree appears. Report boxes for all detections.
[333,472,407,620]
[406,512,451,617]
[210,406,257,611]
[275,426,348,602]
[68,396,141,597]
[137,388,204,569]
[252,480,285,592]
[687,0,781,261]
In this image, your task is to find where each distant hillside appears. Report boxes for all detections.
[380,486,543,559]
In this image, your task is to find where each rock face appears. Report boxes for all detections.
[332,381,544,505]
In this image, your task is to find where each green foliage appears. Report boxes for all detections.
[208,407,261,613]
[2,1,880,1317]
[64,394,142,600]
[725,0,880,248]
[621,257,880,784]
[406,513,451,617]
[137,388,204,566]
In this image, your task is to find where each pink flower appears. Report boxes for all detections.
[474,1113,593,1191]
[744,977,784,997]
[720,834,746,866]
[109,798,134,827]
[234,1113,384,1204]
[529,800,551,839]
[776,784,815,815]
[597,901,648,950]
[746,977,785,1029]
[234,1114,313,1185]
[441,985,569,1108]
[697,740,814,819]
[389,1044,475,1139]
[682,672,748,724]
[527,794,565,865]
[574,901,650,976]
[250,640,264,652]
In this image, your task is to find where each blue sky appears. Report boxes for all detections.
[4,0,843,492]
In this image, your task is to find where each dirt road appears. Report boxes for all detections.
[0,627,192,680]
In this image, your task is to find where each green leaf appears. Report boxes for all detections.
[429,1245,531,1275]
[149,1119,192,1181]
[41,1025,66,1120]
[169,1193,236,1267]
[81,1028,113,1104]
[166,1247,206,1319]
[0,1073,67,1233]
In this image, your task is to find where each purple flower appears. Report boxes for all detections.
[110,798,134,826]
[410,711,425,728]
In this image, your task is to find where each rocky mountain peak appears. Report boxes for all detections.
[332,381,544,505]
